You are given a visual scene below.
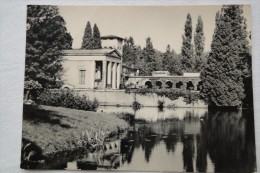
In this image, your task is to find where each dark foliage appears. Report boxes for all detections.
[162,45,183,75]
[81,21,93,49]
[181,14,195,72]
[142,37,157,75]
[201,5,251,108]
[25,5,73,92]
[37,89,99,111]
[92,24,102,49]
[194,16,206,72]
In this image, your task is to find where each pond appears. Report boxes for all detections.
[30,106,256,172]
[66,106,257,172]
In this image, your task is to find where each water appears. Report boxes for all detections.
[42,106,257,172]
[95,107,256,172]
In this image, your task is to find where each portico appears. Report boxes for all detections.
[61,49,122,90]
[99,60,121,89]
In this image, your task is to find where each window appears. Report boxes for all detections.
[79,70,86,85]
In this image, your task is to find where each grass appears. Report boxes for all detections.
[22,104,129,157]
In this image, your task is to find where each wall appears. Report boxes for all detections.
[62,60,95,89]
[77,90,207,108]
[101,39,123,55]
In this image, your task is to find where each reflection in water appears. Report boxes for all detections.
[64,107,256,172]
[204,110,256,173]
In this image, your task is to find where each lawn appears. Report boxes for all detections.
[22,104,129,163]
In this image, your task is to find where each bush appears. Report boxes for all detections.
[37,89,99,111]
[158,100,164,110]
[132,101,141,110]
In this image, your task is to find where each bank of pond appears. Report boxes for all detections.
[21,105,257,172]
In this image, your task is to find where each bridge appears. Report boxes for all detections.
[125,72,202,91]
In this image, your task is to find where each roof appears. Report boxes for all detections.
[183,73,200,77]
[62,49,121,57]
[101,35,124,41]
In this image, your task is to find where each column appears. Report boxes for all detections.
[102,61,107,89]
[90,61,96,89]
[112,62,117,89]
[107,61,112,88]
[116,63,121,89]
[194,81,198,91]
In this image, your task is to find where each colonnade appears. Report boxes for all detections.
[102,60,121,89]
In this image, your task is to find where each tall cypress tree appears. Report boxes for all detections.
[194,16,205,72]
[143,37,156,75]
[81,21,93,49]
[92,24,102,49]
[181,13,195,72]
[201,5,250,108]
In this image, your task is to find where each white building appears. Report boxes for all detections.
[61,35,124,90]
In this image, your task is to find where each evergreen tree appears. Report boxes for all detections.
[201,5,251,108]
[142,37,156,75]
[133,46,146,75]
[81,21,93,49]
[162,45,182,75]
[194,16,205,72]
[25,5,72,97]
[162,44,172,69]
[181,13,195,72]
[155,50,164,71]
[122,36,137,66]
[92,24,102,49]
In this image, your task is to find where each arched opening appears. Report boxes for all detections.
[156,81,162,89]
[165,81,173,88]
[186,81,194,90]
[145,81,152,89]
[197,81,203,91]
[176,81,184,89]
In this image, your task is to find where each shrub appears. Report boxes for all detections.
[158,100,164,110]
[37,89,99,111]
[132,101,141,110]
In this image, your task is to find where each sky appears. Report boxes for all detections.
[58,5,251,53]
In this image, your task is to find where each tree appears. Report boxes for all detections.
[81,21,93,49]
[25,5,72,99]
[194,16,205,72]
[201,5,251,108]
[142,37,156,75]
[162,45,182,75]
[181,13,195,72]
[122,36,137,67]
[92,24,102,49]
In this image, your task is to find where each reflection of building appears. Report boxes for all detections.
[61,35,124,90]
[125,71,202,91]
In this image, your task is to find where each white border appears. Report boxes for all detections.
[0,0,259,172]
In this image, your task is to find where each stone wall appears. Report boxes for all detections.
[77,90,207,108]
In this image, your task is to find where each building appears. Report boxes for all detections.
[125,71,202,90]
[61,35,124,90]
